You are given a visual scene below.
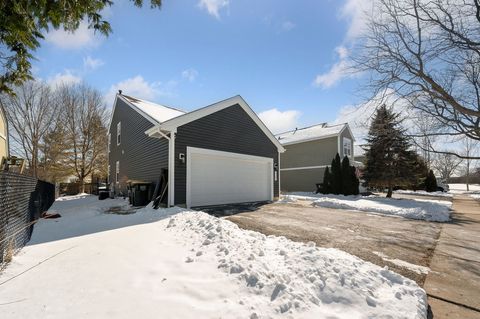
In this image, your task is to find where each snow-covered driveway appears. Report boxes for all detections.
[0,195,427,318]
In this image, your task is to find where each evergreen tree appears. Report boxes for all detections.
[425,170,438,192]
[320,166,332,194]
[341,156,360,195]
[363,105,419,198]
[330,153,342,195]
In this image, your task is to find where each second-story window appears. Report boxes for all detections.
[343,137,352,158]
[117,122,121,145]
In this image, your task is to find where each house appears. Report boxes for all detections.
[0,106,8,163]
[275,123,355,192]
[108,93,285,208]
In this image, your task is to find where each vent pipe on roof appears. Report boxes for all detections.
[293,127,298,134]
[118,90,122,95]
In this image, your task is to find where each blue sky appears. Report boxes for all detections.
[33,0,367,134]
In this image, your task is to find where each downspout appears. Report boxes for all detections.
[153,128,175,208]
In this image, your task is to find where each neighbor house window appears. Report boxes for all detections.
[117,122,121,145]
[116,161,120,183]
[343,138,352,158]
[107,165,110,183]
[108,133,111,153]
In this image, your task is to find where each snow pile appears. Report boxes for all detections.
[0,195,428,319]
[394,190,453,198]
[167,211,427,318]
[311,195,452,222]
[372,252,430,275]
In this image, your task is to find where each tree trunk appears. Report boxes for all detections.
[386,183,393,198]
[80,178,85,194]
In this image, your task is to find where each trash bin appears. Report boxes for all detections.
[99,191,109,200]
[127,181,152,206]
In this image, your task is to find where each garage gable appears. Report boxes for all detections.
[174,103,280,205]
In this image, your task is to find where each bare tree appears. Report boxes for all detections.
[353,0,480,159]
[60,84,108,193]
[0,81,59,177]
[461,137,479,190]
[432,153,463,181]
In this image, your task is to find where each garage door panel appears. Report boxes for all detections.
[187,149,272,207]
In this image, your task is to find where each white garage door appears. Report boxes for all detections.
[187,147,273,208]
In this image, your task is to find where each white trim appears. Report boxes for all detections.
[168,130,176,207]
[186,147,274,208]
[337,135,341,155]
[150,96,285,153]
[280,165,328,171]
[115,161,120,183]
[278,152,281,194]
[117,95,159,126]
[0,132,6,140]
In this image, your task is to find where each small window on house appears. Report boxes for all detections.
[116,161,120,183]
[107,165,110,183]
[343,138,352,158]
[108,133,111,153]
[117,122,121,145]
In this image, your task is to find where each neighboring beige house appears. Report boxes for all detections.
[276,123,355,192]
[0,106,8,162]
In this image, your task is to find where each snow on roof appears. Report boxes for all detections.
[122,95,186,124]
[275,123,347,145]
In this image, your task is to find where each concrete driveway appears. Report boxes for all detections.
[219,200,442,285]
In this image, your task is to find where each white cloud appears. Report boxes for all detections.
[313,46,352,88]
[333,89,415,143]
[281,21,296,31]
[47,70,82,87]
[182,68,199,82]
[198,0,229,19]
[340,0,372,40]
[105,75,177,106]
[46,21,100,49]
[83,56,104,71]
[259,108,301,134]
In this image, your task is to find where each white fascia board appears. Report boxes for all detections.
[280,133,341,146]
[107,94,119,132]
[338,123,356,142]
[153,95,286,153]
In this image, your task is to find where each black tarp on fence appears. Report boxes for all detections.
[0,172,55,265]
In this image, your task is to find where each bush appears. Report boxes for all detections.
[320,153,359,195]
[425,170,438,192]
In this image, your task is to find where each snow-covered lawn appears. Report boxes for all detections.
[0,195,428,319]
[448,183,480,194]
[394,190,453,198]
[282,193,452,222]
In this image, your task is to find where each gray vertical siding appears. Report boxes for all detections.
[174,104,280,205]
[108,98,168,195]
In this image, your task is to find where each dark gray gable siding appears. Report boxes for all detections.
[108,98,168,194]
[174,104,279,205]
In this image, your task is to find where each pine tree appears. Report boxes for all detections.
[320,166,332,194]
[330,153,342,195]
[363,105,419,198]
[425,170,438,192]
[341,156,360,195]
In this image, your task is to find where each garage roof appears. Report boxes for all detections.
[276,123,354,145]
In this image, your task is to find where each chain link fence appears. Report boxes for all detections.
[0,172,55,266]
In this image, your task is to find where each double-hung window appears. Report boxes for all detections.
[117,122,121,146]
[343,138,352,158]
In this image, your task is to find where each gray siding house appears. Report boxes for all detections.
[276,123,355,192]
[108,93,285,208]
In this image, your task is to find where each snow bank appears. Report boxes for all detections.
[281,193,452,222]
[311,195,451,222]
[394,190,453,198]
[448,183,480,194]
[0,196,428,318]
[372,252,430,275]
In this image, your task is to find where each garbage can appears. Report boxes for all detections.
[127,181,152,206]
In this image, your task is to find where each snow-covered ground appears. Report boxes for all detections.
[282,193,452,222]
[0,195,428,319]
[372,252,430,275]
[394,190,453,198]
[448,184,480,200]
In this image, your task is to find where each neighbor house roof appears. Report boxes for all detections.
[275,123,354,146]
